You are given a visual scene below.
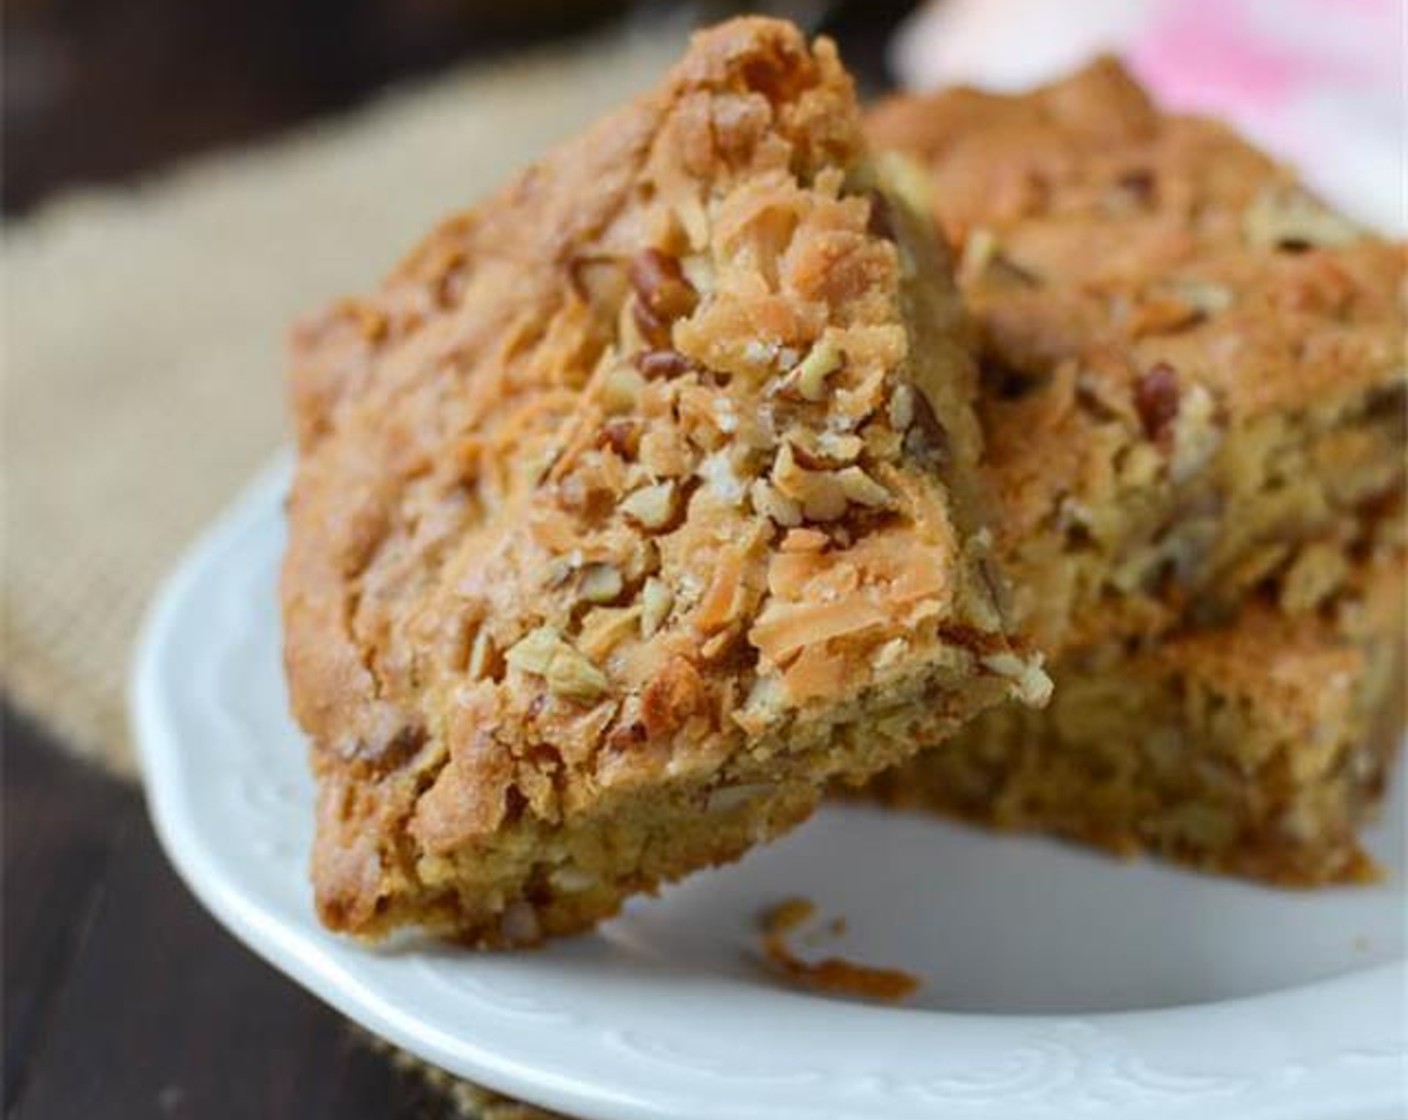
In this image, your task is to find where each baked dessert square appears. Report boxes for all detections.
[863,60,1406,883]
[867,530,1404,884]
[868,58,1405,657]
[282,18,1043,945]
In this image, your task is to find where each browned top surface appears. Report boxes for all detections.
[282,18,1019,932]
[868,58,1406,649]
[869,57,1403,421]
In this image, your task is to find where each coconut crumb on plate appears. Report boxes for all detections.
[756,896,920,1003]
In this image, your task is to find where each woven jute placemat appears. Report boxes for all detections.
[1,17,704,1119]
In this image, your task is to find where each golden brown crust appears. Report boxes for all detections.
[868,58,1406,655]
[283,18,1036,943]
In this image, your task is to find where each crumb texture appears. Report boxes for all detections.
[867,539,1405,883]
[757,897,919,1002]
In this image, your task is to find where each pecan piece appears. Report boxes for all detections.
[640,655,705,738]
[600,417,639,458]
[629,249,699,321]
[635,348,697,379]
[579,563,624,604]
[620,480,679,531]
[779,337,843,402]
[1134,362,1180,444]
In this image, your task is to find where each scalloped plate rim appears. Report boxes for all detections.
[131,457,1407,1120]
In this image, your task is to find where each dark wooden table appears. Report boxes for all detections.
[2,0,910,213]
[4,703,459,1118]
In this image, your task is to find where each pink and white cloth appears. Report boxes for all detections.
[891,0,1405,231]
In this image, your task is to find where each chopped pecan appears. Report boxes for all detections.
[750,477,803,528]
[546,647,610,702]
[1243,188,1360,252]
[887,383,915,431]
[633,300,671,347]
[578,563,624,604]
[629,248,699,322]
[786,428,861,470]
[935,623,1006,657]
[779,337,843,402]
[602,365,646,413]
[567,254,628,315]
[1168,382,1221,484]
[467,629,496,681]
[604,719,647,754]
[980,651,1052,706]
[620,480,679,530]
[506,626,610,703]
[600,417,639,458]
[505,626,561,674]
[578,604,643,662]
[772,444,847,522]
[836,466,891,508]
[640,577,674,637]
[1134,362,1180,444]
[338,724,425,777]
[640,655,705,738]
[635,348,697,379]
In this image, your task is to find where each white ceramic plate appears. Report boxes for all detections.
[133,459,1407,1120]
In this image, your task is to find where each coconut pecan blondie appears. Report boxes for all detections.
[282,18,1043,944]
[867,529,1404,884]
[868,58,1405,656]
[863,59,1406,883]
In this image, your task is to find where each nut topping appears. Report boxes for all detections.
[1134,362,1180,444]
[505,625,610,702]
[781,337,843,401]
[579,563,624,604]
[635,348,696,379]
[887,383,915,431]
[467,628,496,681]
[836,466,891,508]
[749,478,803,528]
[640,577,674,637]
[602,365,646,413]
[620,480,679,530]
[629,248,699,322]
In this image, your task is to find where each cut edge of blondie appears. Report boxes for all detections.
[865,58,1407,658]
[331,658,1014,945]
[862,539,1405,886]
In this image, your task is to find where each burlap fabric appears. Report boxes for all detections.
[1,18,706,1119]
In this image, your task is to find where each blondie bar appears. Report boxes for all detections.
[282,18,1043,944]
[866,532,1404,884]
[864,60,1405,882]
[868,59,1405,656]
